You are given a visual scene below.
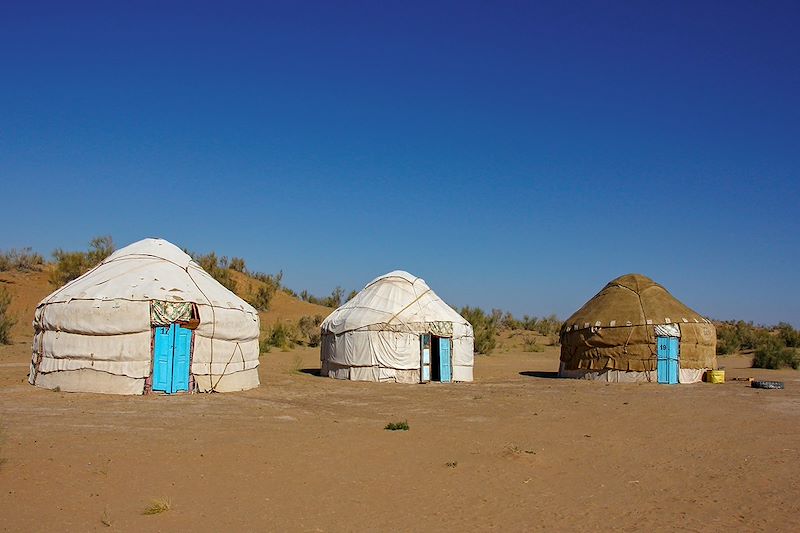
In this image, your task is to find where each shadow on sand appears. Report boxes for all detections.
[519,371,560,379]
[299,368,322,377]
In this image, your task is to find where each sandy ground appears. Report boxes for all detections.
[1,340,799,532]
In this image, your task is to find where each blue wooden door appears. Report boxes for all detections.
[171,325,192,393]
[657,336,679,385]
[439,337,452,383]
[152,324,192,393]
[152,325,174,392]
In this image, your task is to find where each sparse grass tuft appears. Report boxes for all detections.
[522,336,544,352]
[143,498,171,515]
[290,354,303,374]
[100,508,112,527]
[445,461,458,468]
[384,420,409,431]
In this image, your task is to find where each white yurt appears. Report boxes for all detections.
[320,270,474,383]
[29,238,260,395]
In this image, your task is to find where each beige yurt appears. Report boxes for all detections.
[30,238,260,395]
[320,270,474,383]
[559,274,716,384]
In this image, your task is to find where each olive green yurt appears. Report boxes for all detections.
[559,274,716,384]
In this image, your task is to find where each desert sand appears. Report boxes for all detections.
[1,270,799,531]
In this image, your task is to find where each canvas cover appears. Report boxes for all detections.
[30,238,260,394]
[320,270,475,382]
[560,274,716,372]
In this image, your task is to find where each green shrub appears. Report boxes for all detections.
[50,236,115,287]
[0,247,44,271]
[522,336,544,352]
[752,336,799,369]
[460,306,498,354]
[297,315,323,347]
[0,287,16,344]
[229,257,246,273]
[265,322,296,350]
[716,326,740,355]
[193,252,236,293]
[86,236,114,265]
[777,322,800,348]
[248,271,283,311]
[298,286,344,308]
[249,285,276,311]
[50,250,89,287]
[384,420,409,431]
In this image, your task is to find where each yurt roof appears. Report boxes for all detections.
[562,273,711,333]
[321,270,470,334]
[39,238,255,312]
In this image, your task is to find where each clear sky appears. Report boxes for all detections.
[1,1,798,326]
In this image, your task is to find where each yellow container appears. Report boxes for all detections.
[707,370,725,384]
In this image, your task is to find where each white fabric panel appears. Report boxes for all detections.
[37,300,150,335]
[191,336,259,375]
[452,365,473,382]
[195,305,259,342]
[34,369,145,395]
[41,330,151,362]
[349,366,380,381]
[194,368,259,392]
[679,368,704,384]
[654,323,681,337]
[453,335,475,367]
[37,356,151,378]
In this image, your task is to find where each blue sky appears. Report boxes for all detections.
[1,1,798,326]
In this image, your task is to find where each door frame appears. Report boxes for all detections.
[420,334,453,383]
[150,323,194,394]
[656,336,679,385]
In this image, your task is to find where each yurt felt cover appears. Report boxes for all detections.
[30,238,260,393]
[560,274,716,372]
[320,270,474,373]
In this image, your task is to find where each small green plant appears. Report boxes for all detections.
[143,498,171,515]
[269,322,295,350]
[384,420,409,431]
[0,287,16,345]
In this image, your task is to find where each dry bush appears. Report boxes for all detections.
[0,247,44,272]
[0,287,16,344]
[50,236,115,287]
